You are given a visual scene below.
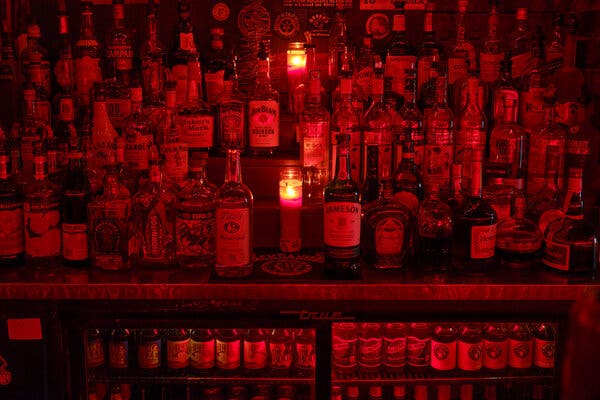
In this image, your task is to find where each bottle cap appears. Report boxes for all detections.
[516,8,528,20]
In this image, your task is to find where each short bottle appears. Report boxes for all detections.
[243,328,268,373]
[382,322,407,373]
[215,329,241,371]
[137,329,162,374]
[457,323,483,372]
[507,322,533,369]
[269,329,293,371]
[0,154,25,266]
[166,329,190,373]
[357,323,383,374]
[332,323,358,376]
[431,323,458,372]
[294,328,316,371]
[533,323,556,369]
[483,322,508,370]
[189,329,215,372]
[108,327,130,371]
[407,322,431,371]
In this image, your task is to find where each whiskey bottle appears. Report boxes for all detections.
[479,1,503,84]
[385,1,416,103]
[170,0,199,106]
[62,145,91,267]
[392,129,422,216]
[142,60,170,149]
[491,56,519,125]
[140,0,165,99]
[395,69,424,180]
[519,28,547,133]
[300,71,329,205]
[0,154,25,266]
[488,98,526,180]
[248,44,279,156]
[123,87,152,174]
[203,28,227,107]
[362,179,413,269]
[324,134,361,279]
[217,57,246,151]
[54,5,74,97]
[23,152,62,266]
[354,35,375,106]
[215,148,253,278]
[509,8,532,83]
[90,84,118,187]
[416,3,442,108]
[53,94,77,172]
[545,14,565,73]
[451,150,498,269]
[73,1,102,109]
[21,21,51,104]
[418,184,453,268]
[328,8,351,90]
[447,0,477,97]
[176,156,217,269]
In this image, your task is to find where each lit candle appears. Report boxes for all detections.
[286,42,306,111]
[279,167,302,253]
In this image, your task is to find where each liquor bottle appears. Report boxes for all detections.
[44,127,66,187]
[132,150,177,268]
[243,328,268,372]
[332,323,358,376]
[483,322,508,370]
[488,98,526,180]
[176,156,216,269]
[448,0,477,95]
[62,145,91,267]
[87,163,133,270]
[108,327,130,371]
[480,1,503,84]
[526,145,564,234]
[491,57,519,125]
[455,78,487,192]
[86,329,106,372]
[90,84,118,186]
[166,329,190,372]
[361,67,393,183]
[140,0,165,95]
[407,322,431,371]
[23,151,62,266]
[424,76,454,194]
[300,71,329,205]
[161,123,188,190]
[533,323,555,369]
[543,168,599,274]
[519,28,547,133]
[104,0,134,132]
[418,184,453,268]
[142,68,171,151]
[294,328,316,371]
[0,28,22,129]
[0,154,25,266]
[137,329,162,374]
[217,57,246,151]
[27,59,52,127]
[328,8,351,90]
[324,134,361,279]
[458,323,483,372]
[507,322,532,369]
[446,164,464,210]
[527,96,566,195]
[124,87,152,173]
[170,0,198,106]
[546,14,565,73]
[269,329,293,371]
[496,195,543,267]
[215,329,241,371]
[189,329,215,372]
[73,1,102,109]
[248,44,279,156]
[451,150,498,268]
[330,72,361,184]
[204,28,227,107]
[431,322,458,372]
[53,94,77,170]
[21,21,51,103]
[416,3,441,108]
[354,35,375,106]
[385,1,416,103]
[509,8,532,83]
[357,323,382,374]
[215,148,253,278]
[382,323,406,372]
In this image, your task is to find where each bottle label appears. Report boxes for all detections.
[533,338,555,368]
[180,115,214,149]
[87,338,105,368]
[392,191,420,216]
[383,336,406,368]
[332,335,357,369]
[109,341,128,368]
[75,56,102,101]
[216,208,250,266]
[508,338,532,368]
[538,209,564,236]
[458,340,483,371]
[62,223,88,261]
[519,88,546,129]
[54,58,72,91]
[190,338,215,370]
[375,216,404,256]
[167,338,190,368]
[138,339,161,369]
[354,67,373,97]
[543,239,570,271]
[479,52,503,83]
[269,341,292,369]
[363,133,393,178]
[493,89,519,124]
[142,209,171,260]
[385,55,416,95]
[358,337,382,369]
[58,98,75,121]
[176,209,215,257]
[216,339,240,370]
[23,202,61,257]
[407,335,430,367]
[244,340,267,369]
[431,339,457,370]
[491,203,511,222]
[511,52,531,79]
[470,224,497,259]
[324,202,361,248]
[448,57,468,84]
[91,217,127,264]
[179,33,196,52]
[301,123,328,167]
[106,99,132,129]
[219,107,245,147]
[527,137,565,195]
[124,133,152,170]
[483,339,508,369]
[163,142,189,182]
[171,64,188,106]
[0,205,24,256]
[295,342,315,369]
[204,71,225,105]
[489,137,518,165]
[566,138,591,162]
[106,45,134,71]
[249,100,279,148]
[424,143,453,190]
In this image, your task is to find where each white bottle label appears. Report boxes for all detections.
[519,88,546,129]
[176,209,215,257]
[407,335,430,367]
[458,340,483,371]
[163,142,189,182]
[24,202,62,257]
[249,100,279,148]
[62,223,88,261]
[483,339,508,369]
[216,339,240,370]
[543,239,570,271]
[323,202,361,248]
[301,122,328,167]
[216,208,250,266]
[385,55,416,95]
[431,340,457,371]
[470,224,497,259]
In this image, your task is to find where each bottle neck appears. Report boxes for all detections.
[33,155,48,181]
[80,10,95,38]
[372,77,384,103]
[58,15,69,35]
[513,196,526,220]
[23,94,37,118]
[149,162,161,184]
[0,156,10,180]
[392,14,406,35]
[187,80,199,102]
[335,136,352,181]
[225,149,242,184]
[146,15,158,41]
[112,4,125,31]
[257,59,271,85]
[424,11,433,34]
[308,78,321,105]
[456,6,467,42]
[434,78,447,105]
[189,165,207,181]
[365,145,379,179]
[469,159,483,197]
[487,7,499,41]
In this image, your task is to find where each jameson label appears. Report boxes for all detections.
[470,224,497,259]
[407,335,430,367]
[75,56,102,100]
[480,52,503,83]
[163,142,188,183]
[385,55,416,95]
[138,339,161,369]
[220,108,245,146]
[296,342,315,369]
[180,115,214,149]
[125,133,152,170]
[106,45,134,71]
[0,204,24,256]
[358,336,383,369]
[383,336,406,368]
[216,339,240,370]
[324,202,361,248]
[24,202,61,257]
[508,338,532,368]
[62,223,88,261]
[483,339,508,369]
[249,100,279,148]
[332,334,357,369]
[216,208,250,266]
[375,216,404,256]
[176,209,215,257]
[458,340,483,371]
[109,341,128,368]
[167,338,190,369]
[243,340,268,369]
[190,338,215,369]
[86,337,105,368]
[534,338,555,368]
[204,71,225,105]
[106,99,132,129]
[302,125,327,167]
[431,340,457,371]
[270,342,292,369]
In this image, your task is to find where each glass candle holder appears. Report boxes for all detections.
[286,42,306,111]
[279,167,302,253]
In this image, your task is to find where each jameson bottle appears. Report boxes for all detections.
[215,148,253,278]
[0,154,25,266]
[324,134,361,279]
[74,1,102,109]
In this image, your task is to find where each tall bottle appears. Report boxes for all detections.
[215,148,253,278]
[324,134,361,279]
[491,57,519,125]
[28,60,52,127]
[448,0,477,97]
[353,35,375,106]
[62,145,91,267]
[54,5,74,98]
[21,21,51,104]
[488,98,526,180]
[416,3,441,109]
[123,87,152,174]
[328,8,351,90]
[509,8,532,83]
[248,44,279,156]
[0,27,22,130]
[519,28,547,133]
[395,68,424,181]
[140,0,165,95]
[170,0,199,106]
[217,57,246,151]
[385,1,416,104]
[203,28,227,107]
[90,84,118,186]
[73,1,102,109]
[300,71,329,205]
[479,1,503,84]
[0,154,25,266]
[23,151,62,266]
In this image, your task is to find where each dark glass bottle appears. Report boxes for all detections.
[0,153,25,266]
[137,329,162,374]
[215,329,240,372]
[166,328,190,373]
[431,323,457,372]
[190,329,215,372]
[243,328,268,373]
[108,327,130,371]
[533,322,556,369]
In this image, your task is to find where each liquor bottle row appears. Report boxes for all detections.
[331,322,556,378]
[86,328,315,375]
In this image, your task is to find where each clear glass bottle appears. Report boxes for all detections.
[248,43,279,156]
[28,60,52,127]
[23,152,62,266]
[357,323,382,374]
[294,328,316,371]
[324,134,361,279]
[52,94,77,173]
[140,0,165,93]
[416,3,442,108]
[519,28,547,132]
[479,1,504,84]
[176,156,217,269]
[332,323,358,376]
[447,0,477,94]
[382,322,407,373]
[509,8,532,83]
[385,2,416,103]
[431,322,458,372]
[269,329,293,371]
[203,28,227,107]
[483,177,513,223]
[217,58,246,152]
[141,52,170,149]
[362,179,414,269]
[0,153,25,266]
[488,98,526,180]
[407,322,432,371]
[89,84,118,187]
[328,8,351,90]
[73,0,102,109]
[418,184,453,269]
[392,131,422,216]
[215,148,253,278]
[123,87,153,173]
